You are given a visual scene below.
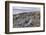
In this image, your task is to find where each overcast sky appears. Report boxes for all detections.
[13,6,40,15]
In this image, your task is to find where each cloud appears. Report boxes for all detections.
[13,6,40,14]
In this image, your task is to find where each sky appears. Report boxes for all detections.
[13,6,40,15]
